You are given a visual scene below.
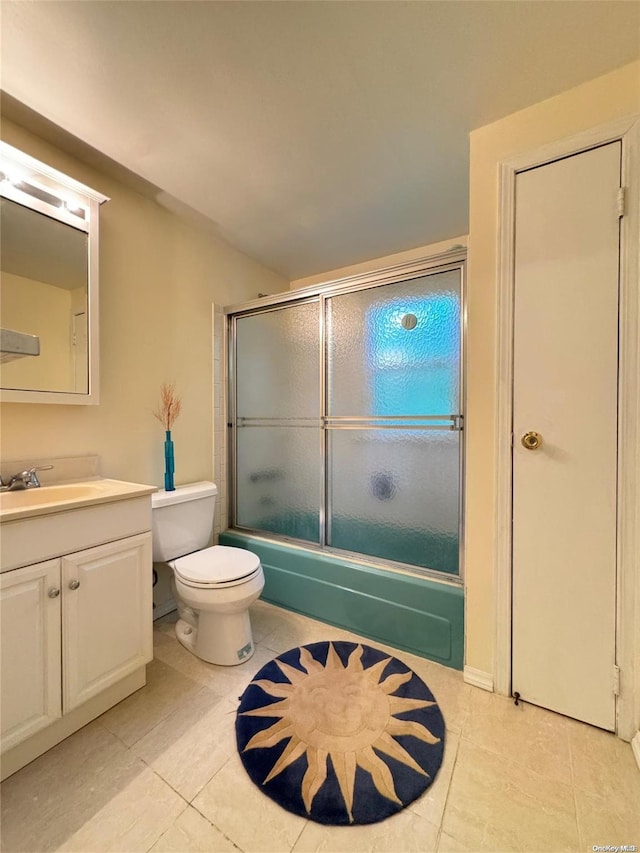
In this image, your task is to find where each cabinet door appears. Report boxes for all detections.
[0,559,62,752]
[62,533,152,712]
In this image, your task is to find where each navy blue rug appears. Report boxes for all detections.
[236,641,445,825]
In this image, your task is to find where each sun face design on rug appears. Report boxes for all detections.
[236,641,445,825]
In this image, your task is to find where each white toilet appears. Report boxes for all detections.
[151,481,264,666]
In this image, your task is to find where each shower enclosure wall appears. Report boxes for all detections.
[222,252,465,668]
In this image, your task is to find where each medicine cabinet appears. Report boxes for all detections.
[0,142,108,404]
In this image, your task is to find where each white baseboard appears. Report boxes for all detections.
[463,666,494,692]
[632,731,640,773]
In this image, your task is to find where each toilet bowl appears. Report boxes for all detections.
[170,545,264,665]
[151,482,265,666]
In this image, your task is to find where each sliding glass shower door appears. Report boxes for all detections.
[230,261,463,578]
[234,299,322,542]
[326,270,461,573]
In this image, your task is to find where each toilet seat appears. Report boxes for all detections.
[172,545,261,588]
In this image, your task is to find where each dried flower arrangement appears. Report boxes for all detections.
[153,382,182,431]
[153,383,182,491]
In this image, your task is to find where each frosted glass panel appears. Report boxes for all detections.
[236,426,320,543]
[236,302,319,419]
[327,271,460,416]
[328,429,459,574]
[231,265,463,576]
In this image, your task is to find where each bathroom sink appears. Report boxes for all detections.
[0,478,157,522]
[2,483,104,504]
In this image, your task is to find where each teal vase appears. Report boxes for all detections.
[164,430,175,491]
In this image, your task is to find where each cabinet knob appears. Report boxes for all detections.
[69,579,80,590]
[48,587,60,598]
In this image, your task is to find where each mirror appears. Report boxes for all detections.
[0,142,108,404]
[1,198,89,393]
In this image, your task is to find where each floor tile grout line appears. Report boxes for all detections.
[117,672,240,812]
[288,816,311,853]
[454,734,578,799]
[94,716,132,753]
[189,804,247,853]
[433,730,462,851]
[126,679,229,754]
[106,654,216,750]
[188,759,250,853]
[565,721,584,851]
[141,784,191,853]
[457,679,472,736]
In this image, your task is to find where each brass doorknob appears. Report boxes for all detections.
[521,431,542,450]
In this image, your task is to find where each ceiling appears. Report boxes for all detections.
[2,1,638,280]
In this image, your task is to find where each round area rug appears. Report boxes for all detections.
[235,640,445,826]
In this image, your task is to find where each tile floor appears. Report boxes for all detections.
[1,601,639,853]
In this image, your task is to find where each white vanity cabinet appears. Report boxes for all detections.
[0,558,62,751]
[0,481,155,781]
[62,533,152,711]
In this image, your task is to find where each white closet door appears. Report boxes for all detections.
[512,142,620,731]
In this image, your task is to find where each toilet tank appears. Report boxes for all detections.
[151,481,217,562]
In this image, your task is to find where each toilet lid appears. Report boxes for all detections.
[173,545,261,585]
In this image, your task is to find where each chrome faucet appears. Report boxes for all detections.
[0,465,54,491]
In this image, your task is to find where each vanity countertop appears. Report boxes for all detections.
[0,478,157,523]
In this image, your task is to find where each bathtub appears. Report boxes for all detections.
[219,529,464,670]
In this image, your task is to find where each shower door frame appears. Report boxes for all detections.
[225,249,467,584]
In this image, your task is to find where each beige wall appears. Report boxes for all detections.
[1,271,72,391]
[290,235,468,290]
[465,61,640,675]
[0,119,287,487]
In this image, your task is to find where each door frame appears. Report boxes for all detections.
[494,116,640,741]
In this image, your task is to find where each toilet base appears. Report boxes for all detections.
[174,613,256,667]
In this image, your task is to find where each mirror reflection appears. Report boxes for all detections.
[0,197,89,394]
